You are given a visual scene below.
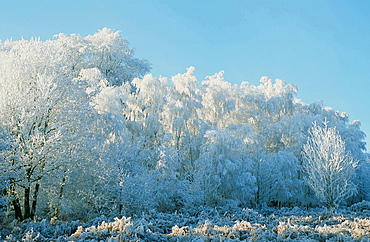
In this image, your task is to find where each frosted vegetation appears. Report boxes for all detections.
[0,29,369,240]
[3,204,370,241]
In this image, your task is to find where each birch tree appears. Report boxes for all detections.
[302,120,358,209]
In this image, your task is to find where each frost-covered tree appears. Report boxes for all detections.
[162,67,204,181]
[193,129,257,206]
[53,27,151,85]
[257,151,302,206]
[0,29,150,220]
[0,41,66,219]
[199,71,236,129]
[335,119,369,202]
[302,120,358,209]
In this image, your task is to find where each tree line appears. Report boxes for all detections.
[0,29,368,221]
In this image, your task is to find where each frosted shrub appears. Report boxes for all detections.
[238,208,258,221]
[351,200,370,212]
[70,217,137,240]
[274,220,313,239]
[22,229,43,242]
[169,225,190,236]
[233,220,253,232]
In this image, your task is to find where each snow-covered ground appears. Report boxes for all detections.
[2,201,370,241]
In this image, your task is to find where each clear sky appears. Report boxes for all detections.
[1,0,369,148]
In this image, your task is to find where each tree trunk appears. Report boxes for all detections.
[8,181,23,220]
[30,182,40,219]
[12,194,23,220]
[12,197,23,221]
[23,186,31,220]
[53,175,66,217]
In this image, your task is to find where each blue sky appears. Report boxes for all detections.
[1,0,369,148]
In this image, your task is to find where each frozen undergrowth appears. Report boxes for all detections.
[2,202,370,241]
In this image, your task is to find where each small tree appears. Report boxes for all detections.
[302,120,357,209]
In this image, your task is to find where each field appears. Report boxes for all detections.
[2,202,370,241]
